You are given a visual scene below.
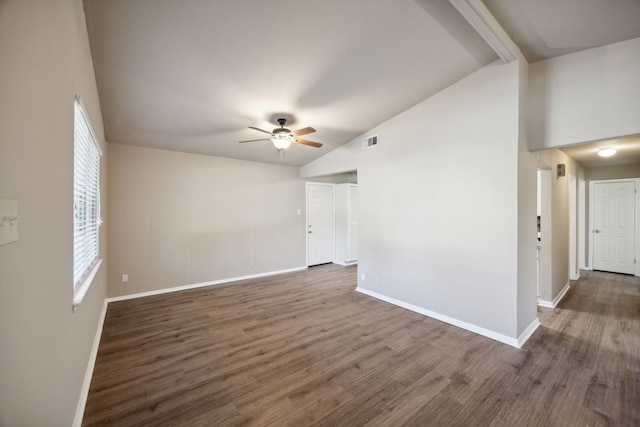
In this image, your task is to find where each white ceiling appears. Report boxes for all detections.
[483,0,640,63]
[83,0,640,167]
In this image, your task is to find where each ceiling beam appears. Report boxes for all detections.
[448,0,520,63]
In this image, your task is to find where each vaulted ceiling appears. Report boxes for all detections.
[83,0,640,167]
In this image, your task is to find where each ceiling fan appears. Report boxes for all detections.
[239,118,323,150]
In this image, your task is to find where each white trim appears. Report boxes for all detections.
[538,281,570,308]
[333,260,357,266]
[107,266,307,303]
[447,0,520,63]
[537,168,553,303]
[588,180,594,271]
[355,287,533,348]
[517,318,541,348]
[636,181,640,277]
[578,178,587,270]
[73,298,109,427]
[569,174,578,281]
[74,96,103,156]
[73,258,102,310]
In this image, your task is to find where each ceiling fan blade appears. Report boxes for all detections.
[293,127,316,137]
[239,138,270,143]
[295,138,323,148]
[248,126,274,136]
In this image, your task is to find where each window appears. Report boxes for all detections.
[73,96,102,307]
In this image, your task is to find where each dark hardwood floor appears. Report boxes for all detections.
[83,265,640,426]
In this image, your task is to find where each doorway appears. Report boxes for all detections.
[537,168,553,304]
[306,182,335,266]
[589,179,636,275]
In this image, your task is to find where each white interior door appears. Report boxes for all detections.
[307,183,334,266]
[592,181,635,274]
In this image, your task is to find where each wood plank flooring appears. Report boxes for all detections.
[83,265,640,426]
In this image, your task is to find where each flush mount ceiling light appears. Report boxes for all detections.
[597,147,617,157]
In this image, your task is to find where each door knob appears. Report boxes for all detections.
[594,229,600,233]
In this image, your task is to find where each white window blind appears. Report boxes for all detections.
[73,96,102,301]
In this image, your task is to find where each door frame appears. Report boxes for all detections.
[305,182,335,267]
[588,178,640,276]
[569,174,578,280]
[537,168,553,303]
[578,178,587,270]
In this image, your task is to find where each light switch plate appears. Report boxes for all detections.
[0,199,19,246]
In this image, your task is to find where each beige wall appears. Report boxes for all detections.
[536,149,582,303]
[585,163,640,181]
[0,0,108,425]
[108,143,307,297]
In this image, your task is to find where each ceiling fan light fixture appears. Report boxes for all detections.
[240,118,321,150]
[271,133,293,150]
[598,147,617,157]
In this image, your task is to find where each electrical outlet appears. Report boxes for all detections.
[122,274,128,283]
[361,273,365,281]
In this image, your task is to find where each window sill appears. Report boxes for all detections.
[73,258,102,312]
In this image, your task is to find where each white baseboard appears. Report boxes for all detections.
[107,266,307,303]
[355,287,535,349]
[73,298,109,427]
[538,281,570,309]
[332,260,357,266]
[517,318,541,348]
[537,299,553,308]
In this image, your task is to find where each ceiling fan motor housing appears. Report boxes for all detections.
[275,118,291,135]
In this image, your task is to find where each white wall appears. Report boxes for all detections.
[302,61,537,344]
[516,58,539,337]
[0,1,108,425]
[108,143,307,297]
[529,37,640,150]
